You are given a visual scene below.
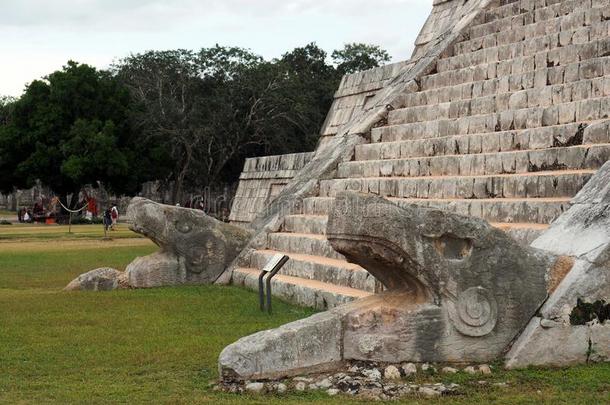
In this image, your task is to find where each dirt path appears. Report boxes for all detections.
[0,238,155,252]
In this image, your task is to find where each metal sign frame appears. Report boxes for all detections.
[258,254,289,314]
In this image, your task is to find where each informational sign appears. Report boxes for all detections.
[263,254,288,273]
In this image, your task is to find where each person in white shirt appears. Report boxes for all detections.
[110,205,119,230]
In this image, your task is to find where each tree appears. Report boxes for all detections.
[0,96,20,194]
[0,43,394,203]
[115,45,335,202]
[114,42,392,200]
[0,96,15,125]
[332,43,391,75]
[275,42,339,149]
[0,61,146,201]
[114,50,203,202]
[115,48,275,202]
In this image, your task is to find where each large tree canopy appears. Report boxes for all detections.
[1,42,391,203]
[0,61,149,198]
[114,47,272,202]
[332,43,391,75]
[114,43,356,202]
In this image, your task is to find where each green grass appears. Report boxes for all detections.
[0,243,154,290]
[0,234,608,404]
[0,210,13,218]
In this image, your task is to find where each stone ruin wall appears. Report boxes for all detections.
[0,180,236,219]
[0,184,132,218]
[228,152,314,225]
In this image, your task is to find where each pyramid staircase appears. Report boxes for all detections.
[233,0,610,310]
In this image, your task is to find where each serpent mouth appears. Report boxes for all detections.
[327,232,434,304]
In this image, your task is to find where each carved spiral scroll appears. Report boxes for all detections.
[448,287,498,337]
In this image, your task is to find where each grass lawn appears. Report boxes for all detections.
[0,227,608,404]
[0,223,140,241]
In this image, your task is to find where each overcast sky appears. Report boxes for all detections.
[0,0,432,97]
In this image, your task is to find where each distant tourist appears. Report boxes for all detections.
[23,210,32,223]
[85,192,98,218]
[103,207,112,232]
[111,204,119,230]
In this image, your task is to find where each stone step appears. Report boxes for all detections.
[285,207,549,246]
[435,33,608,81]
[250,249,377,292]
[470,0,609,39]
[479,0,603,27]
[283,214,327,235]
[283,214,326,234]
[267,232,345,260]
[232,267,371,310]
[396,86,610,125]
[303,197,336,216]
[453,1,609,58]
[377,96,610,143]
[339,144,610,179]
[426,42,609,92]
[302,197,569,225]
[320,170,594,199]
[360,122,599,161]
[496,222,549,245]
[388,95,610,129]
[403,69,609,112]
[455,17,609,60]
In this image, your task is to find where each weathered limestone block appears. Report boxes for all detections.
[327,192,556,363]
[219,310,344,380]
[229,152,314,225]
[64,268,128,291]
[583,120,610,144]
[506,161,610,368]
[125,198,252,288]
[219,192,565,379]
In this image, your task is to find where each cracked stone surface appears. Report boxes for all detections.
[328,192,556,364]
[64,267,128,291]
[66,198,252,290]
[125,198,252,288]
[219,192,561,379]
[506,161,610,368]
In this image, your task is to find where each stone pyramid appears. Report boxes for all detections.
[227,0,610,310]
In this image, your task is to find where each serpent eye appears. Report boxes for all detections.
[175,221,192,234]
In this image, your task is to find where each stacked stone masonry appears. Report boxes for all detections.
[231,0,610,309]
[229,152,313,225]
[319,61,413,144]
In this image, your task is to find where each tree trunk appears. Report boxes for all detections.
[171,143,193,205]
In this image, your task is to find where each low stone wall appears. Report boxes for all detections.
[0,193,13,211]
[0,181,235,220]
[229,152,314,225]
[0,183,52,212]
